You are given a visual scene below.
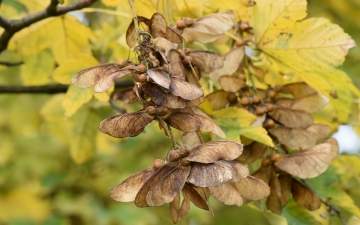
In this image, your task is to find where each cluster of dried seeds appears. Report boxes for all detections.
[72,10,339,222]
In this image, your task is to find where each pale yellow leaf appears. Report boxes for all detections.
[239,126,274,147]
[0,187,50,223]
[53,54,99,84]
[249,0,355,97]
[49,15,94,64]
[20,49,55,85]
[62,85,93,118]
[93,85,115,102]
[213,107,256,126]
[67,107,101,164]
[9,19,53,55]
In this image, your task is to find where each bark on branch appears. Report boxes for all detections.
[0,80,134,94]
[0,0,98,53]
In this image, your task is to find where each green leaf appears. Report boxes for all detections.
[62,85,93,118]
[20,49,55,85]
[282,198,329,225]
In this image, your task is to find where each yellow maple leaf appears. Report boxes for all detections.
[62,85,93,118]
[20,49,55,85]
[249,0,355,96]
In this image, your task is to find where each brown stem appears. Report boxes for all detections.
[0,61,24,66]
[0,0,98,53]
[0,80,134,94]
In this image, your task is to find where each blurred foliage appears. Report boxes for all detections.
[0,0,359,225]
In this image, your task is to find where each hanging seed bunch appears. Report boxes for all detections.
[205,17,339,215]
[71,7,339,222]
[72,12,270,223]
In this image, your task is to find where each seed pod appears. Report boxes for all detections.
[263,119,275,129]
[240,96,250,105]
[184,17,194,27]
[153,159,165,169]
[176,20,186,29]
[255,106,265,116]
[116,59,129,67]
[235,39,246,47]
[135,64,147,73]
[268,90,277,99]
[227,93,237,103]
[261,158,271,167]
[252,95,261,104]
[265,103,275,112]
[138,74,147,83]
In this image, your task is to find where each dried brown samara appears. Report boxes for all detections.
[110,141,257,223]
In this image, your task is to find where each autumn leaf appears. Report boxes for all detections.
[20,49,55,85]
[62,85,93,118]
[249,0,355,96]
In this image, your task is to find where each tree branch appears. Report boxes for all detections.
[0,0,98,53]
[0,80,134,94]
[0,61,24,66]
[0,16,11,30]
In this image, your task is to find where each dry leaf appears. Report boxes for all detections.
[274,138,339,178]
[269,107,314,128]
[187,50,224,73]
[113,87,138,103]
[71,63,132,92]
[206,90,231,111]
[99,111,153,138]
[278,174,292,207]
[219,75,246,92]
[233,175,270,200]
[186,141,243,163]
[266,172,283,214]
[147,68,171,89]
[188,161,248,187]
[146,162,191,206]
[135,162,180,207]
[170,193,181,224]
[236,141,268,164]
[209,47,245,80]
[182,184,209,210]
[141,83,190,108]
[174,12,235,43]
[126,16,150,48]
[269,124,332,150]
[164,111,214,133]
[150,13,183,43]
[169,78,204,100]
[168,49,186,79]
[110,167,157,202]
[281,82,317,99]
[179,193,190,221]
[181,130,203,148]
[291,179,321,211]
[209,183,243,206]
[291,93,329,113]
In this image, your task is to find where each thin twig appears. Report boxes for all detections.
[0,80,134,94]
[0,0,98,53]
[0,61,23,66]
[300,179,347,225]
